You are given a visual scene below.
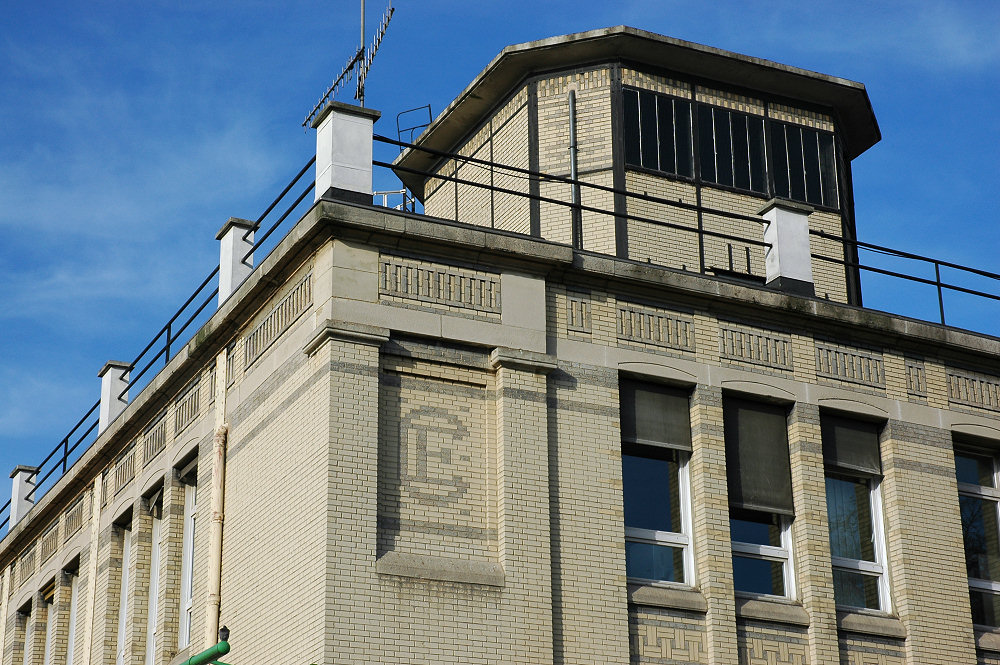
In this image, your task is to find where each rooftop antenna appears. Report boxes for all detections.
[302,0,394,128]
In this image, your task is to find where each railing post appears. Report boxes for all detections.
[216,218,256,306]
[758,199,816,297]
[9,465,39,530]
[935,262,946,325]
[310,101,381,204]
[98,360,131,433]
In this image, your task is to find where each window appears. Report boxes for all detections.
[770,121,839,208]
[623,88,694,178]
[115,527,132,665]
[178,480,197,649]
[620,379,693,585]
[41,585,55,665]
[622,86,841,209]
[697,105,767,194]
[65,572,78,665]
[955,446,1000,626]
[724,398,795,597]
[19,603,32,665]
[145,497,162,665]
[822,415,890,610]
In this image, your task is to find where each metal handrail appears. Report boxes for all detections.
[2,155,317,530]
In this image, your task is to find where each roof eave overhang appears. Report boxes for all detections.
[393,26,880,199]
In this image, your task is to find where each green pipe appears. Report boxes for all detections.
[179,641,230,665]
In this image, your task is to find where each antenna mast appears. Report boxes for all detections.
[302,0,394,127]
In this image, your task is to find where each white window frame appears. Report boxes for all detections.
[21,606,32,665]
[145,514,161,665]
[827,475,891,611]
[623,452,695,586]
[115,528,132,665]
[178,483,196,649]
[65,573,78,665]
[731,515,795,600]
[41,595,55,665]
[957,448,1000,621]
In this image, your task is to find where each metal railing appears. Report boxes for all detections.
[375,134,772,277]
[377,134,1000,332]
[809,229,1000,326]
[0,156,316,532]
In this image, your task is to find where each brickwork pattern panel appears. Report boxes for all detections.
[838,634,905,665]
[737,621,809,665]
[628,607,706,664]
[378,356,498,562]
[625,172,700,271]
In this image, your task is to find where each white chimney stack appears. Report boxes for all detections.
[217,217,256,305]
[9,465,39,530]
[98,360,131,433]
[311,101,381,204]
[759,199,816,297]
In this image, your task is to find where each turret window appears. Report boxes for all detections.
[622,85,839,209]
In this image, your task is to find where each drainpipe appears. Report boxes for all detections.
[204,350,228,646]
[568,88,583,249]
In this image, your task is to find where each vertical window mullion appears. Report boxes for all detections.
[679,456,694,586]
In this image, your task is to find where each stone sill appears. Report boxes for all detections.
[735,594,810,626]
[375,551,504,587]
[837,609,906,639]
[627,583,707,613]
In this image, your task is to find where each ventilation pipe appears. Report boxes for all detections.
[568,88,582,249]
[759,199,816,297]
[217,218,255,306]
[311,102,381,204]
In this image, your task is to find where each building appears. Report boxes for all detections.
[2,25,1000,665]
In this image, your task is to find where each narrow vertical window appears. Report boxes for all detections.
[823,415,890,610]
[145,499,162,665]
[623,88,641,166]
[674,101,693,178]
[65,573,78,665]
[620,380,693,585]
[41,587,55,665]
[20,604,32,665]
[639,91,659,171]
[178,482,197,649]
[724,398,795,597]
[656,97,677,175]
[956,446,1000,626]
[698,104,716,184]
[115,527,132,665]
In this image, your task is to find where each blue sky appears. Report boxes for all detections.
[2,0,1000,506]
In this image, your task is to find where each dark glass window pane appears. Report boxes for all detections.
[623,89,641,167]
[657,98,677,175]
[956,452,995,487]
[961,495,1000,580]
[786,126,805,201]
[826,476,875,561]
[818,132,838,208]
[623,452,680,533]
[770,124,789,198]
[639,91,659,171]
[972,589,1000,627]
[730,509,782,547]
[733,555,784,595]
[698,105,716,183]
[625,541,684,582]
[748,118,766,194]
[675,101,693,177]
[713,109,733,187]
[803,128,822,205]
[833,569,881,609]
[732,115,750,191]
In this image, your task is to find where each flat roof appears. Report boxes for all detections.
[393,26,880,196]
